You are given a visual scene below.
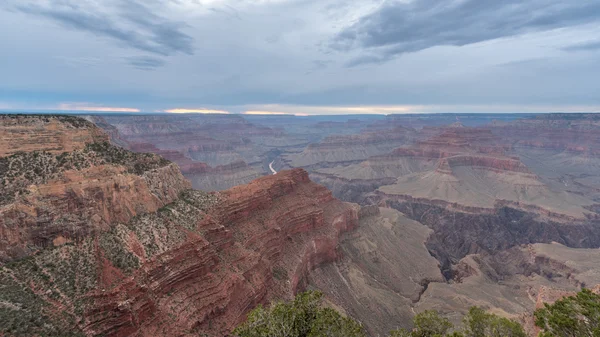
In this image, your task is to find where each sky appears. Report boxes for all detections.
[1,0,600,115]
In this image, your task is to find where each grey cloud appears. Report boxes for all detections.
[345,54,391,67]
[12,0,194,57]
[563,40,600,51]
[304,59,333,74]
[208,5,242,20]
[126,56,166,70]
[496,57,552,68]
[333,0,600,65]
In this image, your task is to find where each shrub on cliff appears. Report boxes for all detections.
[389,306,525,337]
[462,307,526,337]
[233,291,366,337]
[236,289,599,337]
[534,288,600,337]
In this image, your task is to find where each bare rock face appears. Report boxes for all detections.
[128,143,263,191]
[434,155,532,175]
[493,114,600,155]
[309,207,444,337]
[0,116,190,261]
[99,114,279,165]
[372,124,596,221]
[0,115,108,156]
[283,127,416,168]
[311,121,600,321]
[5,114,600,337]
[0,118,360,337]
[417,126,508,155]
[90,115,275,191]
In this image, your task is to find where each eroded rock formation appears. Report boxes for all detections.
[283,127,416,168]
[0,115,361,336]
[0,115,108,156]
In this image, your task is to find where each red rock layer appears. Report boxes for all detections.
[367,126,516,173]
[82,169,359,336]
[417,126,508,155]
[435,155,533,174]
[0,117,191,261]
[493,116,600,155]
[0,115,108,156]
[0,162,190,261]
[128,143,211,174]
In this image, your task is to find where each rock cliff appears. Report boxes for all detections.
[0,116,190,261]
[0,115,108,156]
[0,116,360,336]
[127,143,263,191]
[283,127,416,168]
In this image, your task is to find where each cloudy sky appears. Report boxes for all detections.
[1,0,600,115]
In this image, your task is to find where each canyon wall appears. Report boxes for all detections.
[0,115,108,156]
[89,115,271,191]
[0,116,361,336]
[0,116,190,261]
[1,168,359,336]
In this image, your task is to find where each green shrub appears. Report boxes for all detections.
[462,307,526,337]
[233,291,366,337]
[389,305,526,337]
[534,288,600,337]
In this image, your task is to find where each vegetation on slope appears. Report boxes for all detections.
[235,289,600,337]
[233,291,366,337]
[0,241,95,336]
[0,189,219,336]
[534,288,600,337]
[0,114,96,128]
[387,307,526,337]
[0,141,170,206]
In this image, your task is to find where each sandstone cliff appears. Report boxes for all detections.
[0,115,108,156]
[0,116,190,261]
[0,116,360,336]
[127,143,263,191]
[1,168,359,336]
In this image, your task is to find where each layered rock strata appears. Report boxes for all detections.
[0,117,360,336]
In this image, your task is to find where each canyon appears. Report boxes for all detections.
[2,113,600,336]
[1,115,363,336]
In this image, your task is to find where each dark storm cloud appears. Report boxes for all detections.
[12,0,194,57]
[126,56,167,70]
[333,0,600,65]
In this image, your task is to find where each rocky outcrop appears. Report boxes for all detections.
[0,117,190,261]
[98,115,280,168]
[125,143,263,191]
[372,123,595,220]
[381,197,600,278]
[418,127,506,155]
[311,125,523,204]
[435,155,533,175]
[186,161,263,191]
[310,172,396,204]
[358,205,380,219]
[492,114,600,155]
[1,139,360,337]
[0,115,108,156]
[283,127,416,168]
[309,208,444,337]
